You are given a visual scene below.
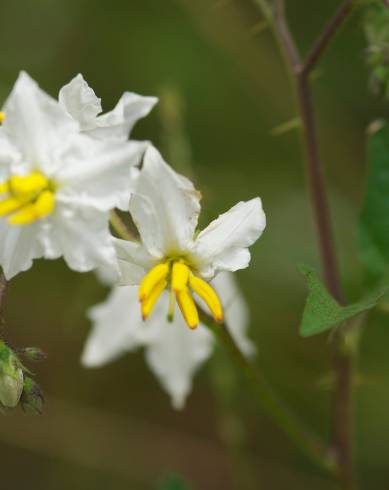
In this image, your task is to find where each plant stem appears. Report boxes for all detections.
[268,0,357,487]
[201,312,335,474]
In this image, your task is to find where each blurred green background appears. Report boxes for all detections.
[0,0,387,488]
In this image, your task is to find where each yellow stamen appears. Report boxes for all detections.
[34,190,55,218]
[0,181,9,194]
[0,171,56,225]
[8,204,37,225]
[189,274,224,323]
[0,112,4,124]
[171,262,190,293]
[177,286,199,329]
[0,197,23,217]
[139,263,169,301]
[141,279,167,320]
[8,190,55,225]
[9,172,49,195]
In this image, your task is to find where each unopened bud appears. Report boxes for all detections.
[20,377,44,414]
[0,344,23,408]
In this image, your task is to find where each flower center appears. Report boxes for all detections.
[138,259,224,329]
[0,171,56,225]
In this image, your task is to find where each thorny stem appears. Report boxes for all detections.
[201,312,336,474]
[253,0,358,487]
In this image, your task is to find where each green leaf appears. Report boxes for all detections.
[359,120,389,284]
[299,265,385,337]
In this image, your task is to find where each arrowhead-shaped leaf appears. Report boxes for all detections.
[299,265,385,337]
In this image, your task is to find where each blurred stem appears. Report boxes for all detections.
[0,271,7,327]
[159,86,194,179]
[201,312,335,474]
[109,210,135,242]
[263,0,358,487]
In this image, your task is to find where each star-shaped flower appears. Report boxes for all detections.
[114,146,266,329]
[58,73,157,142]
[82,272,254,409]
[0,72,150,279]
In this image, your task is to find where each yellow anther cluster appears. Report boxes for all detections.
[139,260,224,329]
[0,112,4,124]
[0,171,55,225]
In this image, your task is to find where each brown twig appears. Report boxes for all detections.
[271,0,357,488]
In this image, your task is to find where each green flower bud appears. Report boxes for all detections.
[20,377,44,414]
[0,344,23,408]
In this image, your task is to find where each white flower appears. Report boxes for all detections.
[0,71,149,279]
[82,272,254,409]
[115,146,266,329]
[59,74,157,141]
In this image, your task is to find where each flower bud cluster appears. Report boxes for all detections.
[0,341,44,413]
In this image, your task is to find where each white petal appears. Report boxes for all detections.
[56,138,148,211]
[58,74,102,130]
[82,281,214,410]
[82,287,172,366]
[88,92,158,141]
[82,285,153,367]
[206,248,251,274]
[145,315,214,410]
[95,264,121,286]
[211,272,255,357]
[194,198,266,276]
[40,204,118,273]
[113,237,154,285]
[0,220,44,279]
[129,146,201,256]
[2,71,76,166]
[0,131,21,180]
